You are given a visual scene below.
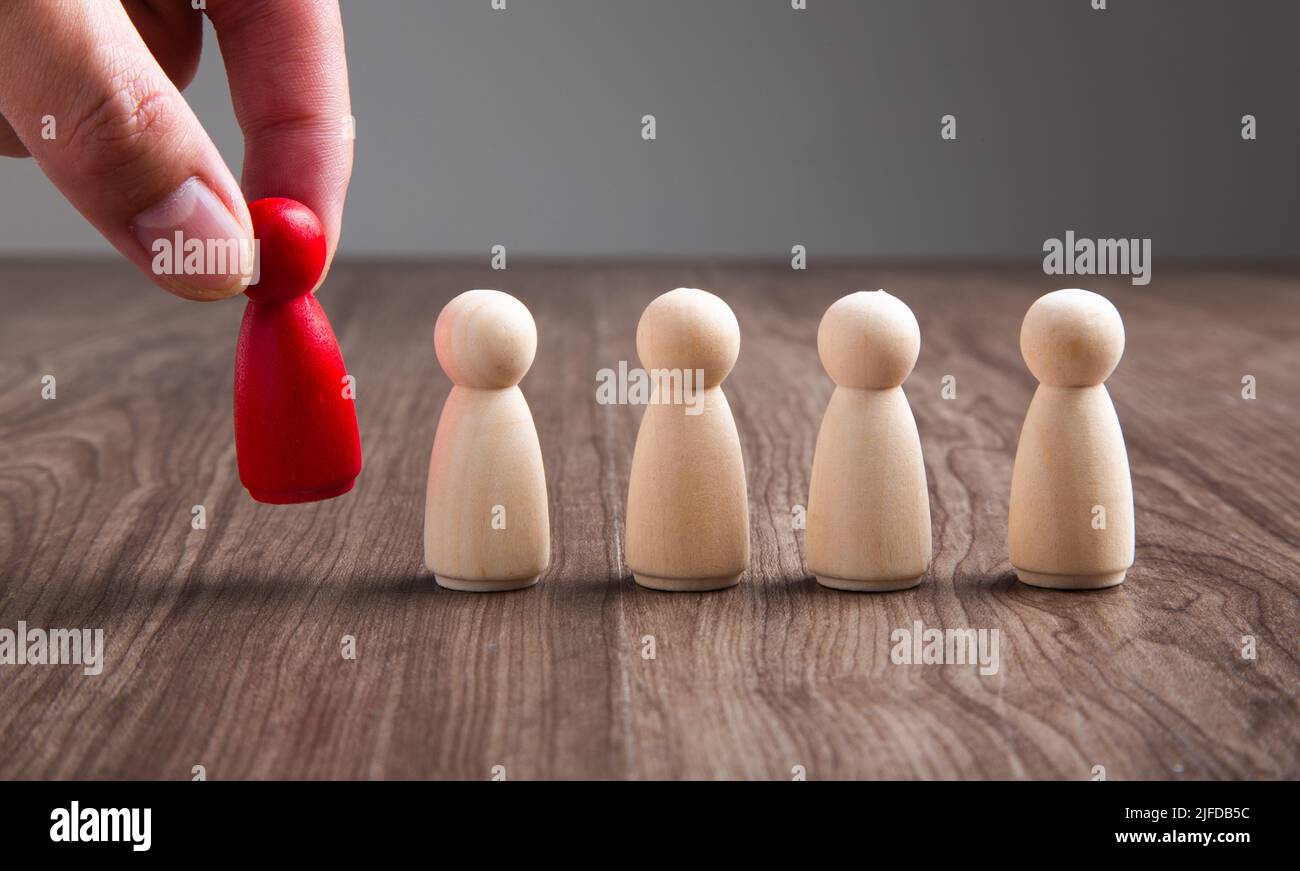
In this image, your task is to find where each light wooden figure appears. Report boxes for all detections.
[625,288,750,591]
[1008,288,1134,589]
[806,290,932,591]
[424,289,550,591]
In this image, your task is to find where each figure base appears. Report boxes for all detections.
[815,573,923,592]
[434,574,541,593]
[1015,568,1127,590]
[632,572,742,592]
[248,477,356,505]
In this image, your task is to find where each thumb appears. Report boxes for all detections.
[0,1,252,301]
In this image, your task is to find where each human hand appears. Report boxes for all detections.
[0,0,353,301]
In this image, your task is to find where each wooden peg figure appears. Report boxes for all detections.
[806,290,932,591]
[625,288,750,591]
[234,198,362,504]
[1008,288,1134,589]
[424,289,550,591]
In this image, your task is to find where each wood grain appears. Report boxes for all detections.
[0,259,1297,780]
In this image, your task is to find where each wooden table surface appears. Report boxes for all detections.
[1,260,1297,781]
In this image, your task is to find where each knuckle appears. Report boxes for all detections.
[63,66,175,179]
[242,110,343,145]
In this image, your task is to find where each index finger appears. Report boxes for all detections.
[205,0,353,284]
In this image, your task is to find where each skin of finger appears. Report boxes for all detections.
[0,0,203,160]
[0,0,250,301]
[126,0,204,89]
[206,0,353,285]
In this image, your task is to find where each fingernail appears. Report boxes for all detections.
[132,177,253,297]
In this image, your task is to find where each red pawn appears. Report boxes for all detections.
[234,198,361,503]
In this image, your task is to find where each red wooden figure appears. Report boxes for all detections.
[234,198,362,503]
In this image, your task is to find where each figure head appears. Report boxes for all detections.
[636,288,740,389]
[817,289,920,389]
[1020,288,1125,386]
[435,289,538,388]
[243,197,327,303]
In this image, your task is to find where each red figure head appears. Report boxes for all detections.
[244,197,327,303]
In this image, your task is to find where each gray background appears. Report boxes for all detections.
[1,0,1295,260]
